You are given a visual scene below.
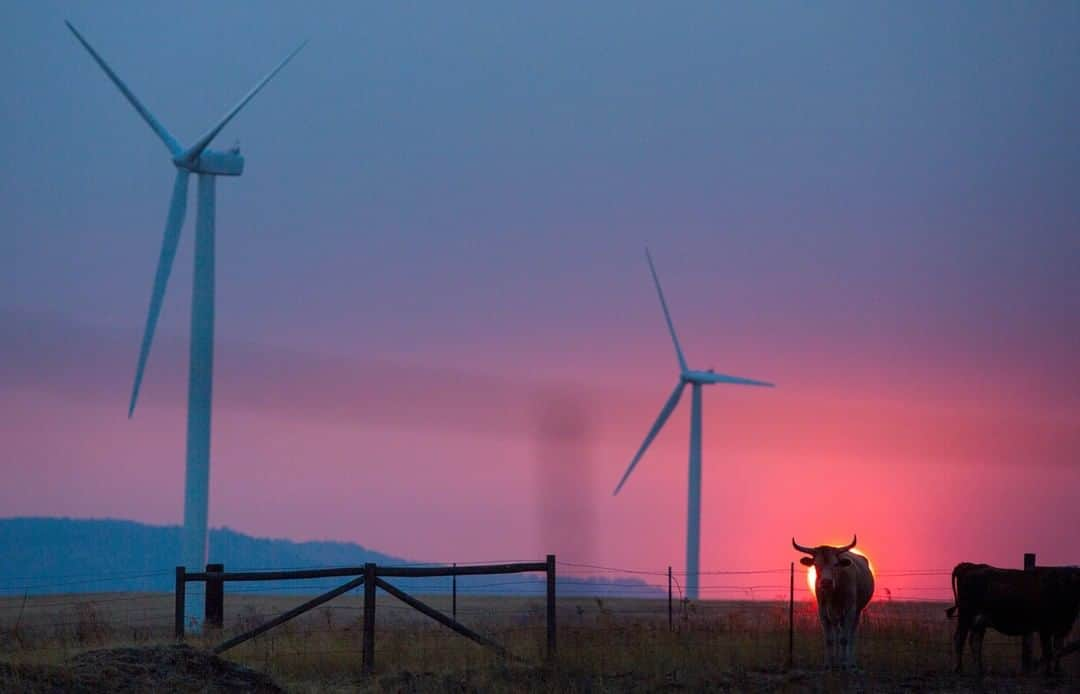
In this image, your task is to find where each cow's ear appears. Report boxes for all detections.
[837,557,852,567]
[800,557,814,567]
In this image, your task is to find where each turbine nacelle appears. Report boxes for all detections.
[683,369,726,384]
[680,368,774,387]
[174,149,245,176]
[612,249,775,497]
[66,19,304,184]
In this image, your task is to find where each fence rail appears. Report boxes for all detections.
[175,556,556,673]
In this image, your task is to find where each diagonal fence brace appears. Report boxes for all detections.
[213,574,365,654]
[374,577,511,660]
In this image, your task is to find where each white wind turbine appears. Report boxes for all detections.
[66,21,306,622]
[613,249,774,600]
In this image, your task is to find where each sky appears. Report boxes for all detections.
[2,1,1078,600]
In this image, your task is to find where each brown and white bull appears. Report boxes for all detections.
[793,535,875,670]
[948,562,1080,675]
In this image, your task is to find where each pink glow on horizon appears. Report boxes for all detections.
[4,321,1077,603]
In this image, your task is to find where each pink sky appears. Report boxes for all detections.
[3,310,1077,601]
[4,3,1079,605]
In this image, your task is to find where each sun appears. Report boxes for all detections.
[806,547,874,599]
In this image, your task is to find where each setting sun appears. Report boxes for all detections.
[806,547,874,599]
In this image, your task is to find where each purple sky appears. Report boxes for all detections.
[3,2,1078,598]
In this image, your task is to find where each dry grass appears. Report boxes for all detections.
[1,592,1077,692]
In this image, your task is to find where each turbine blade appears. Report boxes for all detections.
[129,170,190,417]
[696,371,775,387]
[65,21,183,157]
[645,248,688,373]
[613,381,686,495]
[180,40,308,162]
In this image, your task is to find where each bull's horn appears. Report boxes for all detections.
[792,537,815,555]
[837,535,857,553]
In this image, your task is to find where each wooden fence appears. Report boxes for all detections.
[171,551,1075,674]
[175,555,556,673]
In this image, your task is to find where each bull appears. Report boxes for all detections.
[792,535,875,670]
[949,562,1080,675]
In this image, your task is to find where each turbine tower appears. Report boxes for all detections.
[66,22,305,622]
[613,249,774,600]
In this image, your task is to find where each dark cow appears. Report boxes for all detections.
[949,562,1080,675]
[793,535,875,669]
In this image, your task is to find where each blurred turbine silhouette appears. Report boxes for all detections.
[533,390,595,568]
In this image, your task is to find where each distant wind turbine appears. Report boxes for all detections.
[66,21,306,622]
[613,249,774,600]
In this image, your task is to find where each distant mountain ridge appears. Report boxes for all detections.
[0,517,415,595]
[0,518,661,598]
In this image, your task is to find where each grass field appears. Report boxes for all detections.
[2,591,1077,691]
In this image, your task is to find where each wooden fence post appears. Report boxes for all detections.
[174,566,186,641]
[788,561,795,669]
[205,563,224,629]
[546,554,556,661]
[668,566,673,632]
[362,563,376,674]
[1021,552,1036,673]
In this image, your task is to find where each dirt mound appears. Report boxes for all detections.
[1,645,282,693]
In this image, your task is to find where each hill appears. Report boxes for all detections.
[0,517,661,598]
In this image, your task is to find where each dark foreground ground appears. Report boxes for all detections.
[0,645,279,693]
[2,645,1077,693]
[1,593,1076,692]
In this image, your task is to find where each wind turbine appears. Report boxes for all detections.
[66,22,306,622]
[613,249,774,600]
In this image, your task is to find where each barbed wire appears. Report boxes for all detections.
[556,561,794,577]
[0,560,974,609]
[0,569,173,592]
[0,568,173,583]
